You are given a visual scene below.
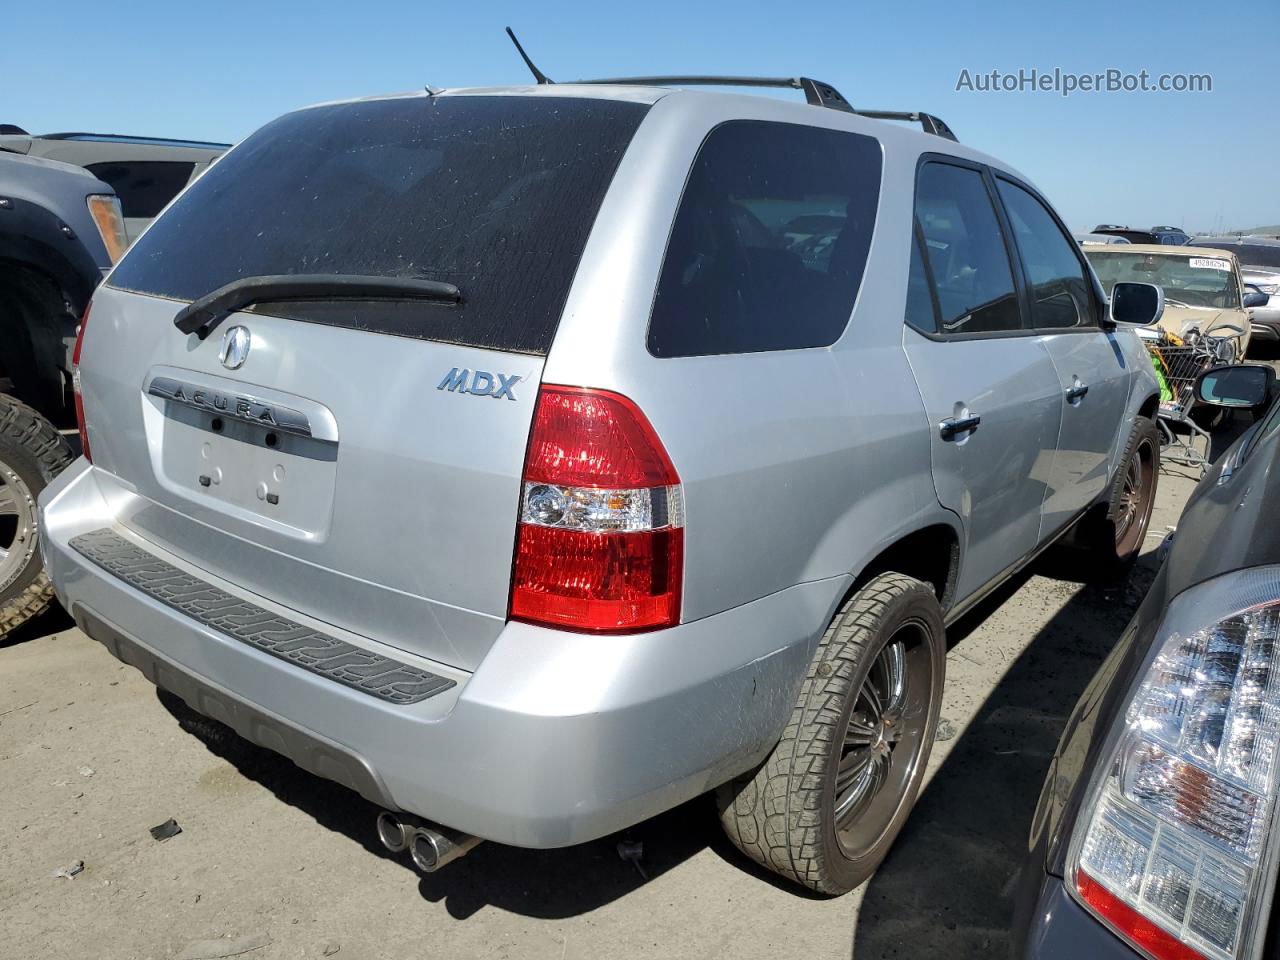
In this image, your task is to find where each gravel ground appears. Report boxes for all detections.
[0,440,1220,960]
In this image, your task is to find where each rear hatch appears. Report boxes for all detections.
[78,92,650,670]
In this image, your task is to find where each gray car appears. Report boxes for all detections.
[0,128,227,241]
[1192,237,1280,339]
[38,78,1163,895]
[1012,363,1280,960]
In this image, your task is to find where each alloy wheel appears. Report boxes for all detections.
[0,459,38,594]
[834,621,935,859]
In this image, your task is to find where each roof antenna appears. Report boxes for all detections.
[505,27,553,84]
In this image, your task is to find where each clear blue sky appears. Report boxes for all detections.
[7,0,1276,232]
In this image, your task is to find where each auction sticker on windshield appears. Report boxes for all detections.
[1189,257,1231,270]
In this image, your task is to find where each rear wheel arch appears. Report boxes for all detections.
[849,523,960,611]
[0,259,77,415]
[1137,393,1159,422]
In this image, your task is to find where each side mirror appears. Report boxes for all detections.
[1244,286,1269,309]
[1195,364,1275,408]
[1109,281,1165,326]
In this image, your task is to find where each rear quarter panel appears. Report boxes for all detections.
[545,94,963,625]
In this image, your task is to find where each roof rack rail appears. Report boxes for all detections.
[573,76,957,140]
[576,75,857,113]
[853,110,957,142]
[38,132,232,149]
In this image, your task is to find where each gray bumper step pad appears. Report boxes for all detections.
[71,528,455,706]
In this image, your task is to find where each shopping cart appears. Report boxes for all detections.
[1141,328,1238,475]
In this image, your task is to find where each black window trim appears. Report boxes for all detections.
[991,170,1108,335]
[905,216,943,336]
[907,153,1109,343]
[644,117,886,359]
[906,153,1032,343]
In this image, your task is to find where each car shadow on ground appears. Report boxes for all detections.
[850,547,1159,959]
[1,601,74,650]
[156,688,716,919]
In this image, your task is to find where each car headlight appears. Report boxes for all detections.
[1068,567,1280,960]
[85,194,128,264]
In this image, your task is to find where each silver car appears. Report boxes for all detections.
[38,78,1162,895]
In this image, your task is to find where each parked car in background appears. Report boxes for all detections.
[0,127,227,241]
[1076,232,1131,245]
[0,152,120,634]
[1191,236,1280,340]
[40,77,1162,896]
[1083,243,1256,358]
[1012,362,1280,960]
[1150,225,1191,246]
[1094,225,1161,244]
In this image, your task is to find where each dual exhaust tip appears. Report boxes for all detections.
[376,811,482,873]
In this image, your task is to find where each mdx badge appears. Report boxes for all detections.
[437,368,521,400]
[219,325,252,370]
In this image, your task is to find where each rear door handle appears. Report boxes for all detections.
[1066,383,1089,402]
[939,414,982,440]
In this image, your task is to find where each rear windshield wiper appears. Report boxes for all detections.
[173,274,462,339]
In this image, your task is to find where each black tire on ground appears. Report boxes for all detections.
[0,394,73,637]
[1073,416,1160,577]
[716,573,946,896]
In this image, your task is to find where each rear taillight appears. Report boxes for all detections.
[72,303,91,462]
[1068,568,1280,960]
[510,385,682,633]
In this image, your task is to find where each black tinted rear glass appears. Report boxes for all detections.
[1192,241,1280,270]
[108,96,649,355]
[86,160,195,218]
[647,120,882,357]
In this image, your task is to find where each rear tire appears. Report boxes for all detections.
[1072,416,1160,578]
[717,573,946,895]
[0,394,73,638]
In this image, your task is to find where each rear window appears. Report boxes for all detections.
[647,120,882,357]
[86,161,196,218]
[1192,242,1280,270]
[108,96,649,355]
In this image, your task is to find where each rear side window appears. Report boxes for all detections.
[996,179,1095,329]
[108,96,649,355]
[915,162,1021,335]
[86,161,195,218]
[647,121,882,357]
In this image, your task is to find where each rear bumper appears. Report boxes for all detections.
[1011,873,1137,960]
[40,461,841,848]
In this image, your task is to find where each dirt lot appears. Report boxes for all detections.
[0,448,1214,960]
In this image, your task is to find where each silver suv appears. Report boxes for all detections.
[38,77,1163,895]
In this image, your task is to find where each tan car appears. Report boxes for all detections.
[1083,243,1252,357]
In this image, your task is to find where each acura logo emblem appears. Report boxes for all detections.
[219,325,251,370]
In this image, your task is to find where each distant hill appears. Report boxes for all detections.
[1186,225,1280,237]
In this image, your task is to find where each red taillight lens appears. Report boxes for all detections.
[1076,870,1207,960]
[72,303,91,463]
[510,385,683,633]
[523,386,680,488]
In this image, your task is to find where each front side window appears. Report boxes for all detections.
[996,179,1095,329]
[914,163,1022,335]
[1085,251,1242,310]
[647,120,882,357]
